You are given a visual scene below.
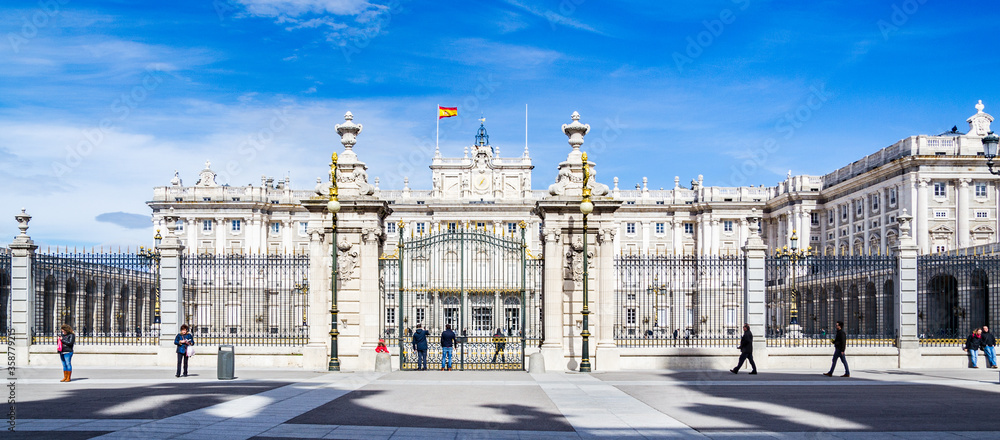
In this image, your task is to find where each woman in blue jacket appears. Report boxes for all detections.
[174,324,195,377]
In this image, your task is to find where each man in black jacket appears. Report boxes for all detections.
[823,321,850,377]
[730,323,757,374]
[981,326,997,369]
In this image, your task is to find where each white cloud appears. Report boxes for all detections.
[501,0,605,35]
[236,0,377,17]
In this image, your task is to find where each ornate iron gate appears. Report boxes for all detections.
[379,223,541,370]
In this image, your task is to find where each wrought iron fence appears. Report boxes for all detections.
[615,255,744,347]
[766,255,897,347]
[32,250,159,345]
[1,247,10,341]
[181,253,310,346]
[918,255,1000,347]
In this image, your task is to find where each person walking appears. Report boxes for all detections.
[412,323,429,370]
[823,321,850,377]
[440,324,456,371]
[981,326,997,369]
[491,328,506,363]
[964,328,982,368]
[730,323,757,374]
[57,324,75,382]
[174,324,194,377]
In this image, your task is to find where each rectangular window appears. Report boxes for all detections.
[448,222,457,233]
[203,197,211,202]
[842,205,848,220]
[656,201,665,205]
[684,223,694,234]
[725,308,736,327]
[934,182,946,198]
[811,212,819,225]
[828,213,834,225]
[976,182,988,197]
[416,222,426,234]
[626,223,636,234]
[976,211,989,218]
[889,188,897,205]
[723,220,734,232]
[934,210,947,218]
[936,245,947,253]
[872,195,879,211]
[385,308,395,325]
[177,219,184,231]
[655,222,665,234]
[231,219,241,232]
[202,220,213,232]
[507,222,517,234]
[231,197,240,202]
[828,232,834,240]
[856,201,863,216]
[415,308,425,324]
[270,222,280,234]
[626,308,636,325]
[298,222,307,235]
[476,222,485,229]
[387,222,396,234]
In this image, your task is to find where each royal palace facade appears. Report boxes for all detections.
[150,101,997,259]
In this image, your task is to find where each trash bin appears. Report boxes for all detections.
[218,345,235,380]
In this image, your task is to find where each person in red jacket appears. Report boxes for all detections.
[376,339,389,353]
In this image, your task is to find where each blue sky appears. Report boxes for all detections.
[1,0,999,248]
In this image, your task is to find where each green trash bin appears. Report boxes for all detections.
[218,345,235,380]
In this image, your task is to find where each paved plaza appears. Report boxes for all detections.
[7,365,1000,439]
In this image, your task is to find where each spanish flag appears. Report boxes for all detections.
[438,106,458,119]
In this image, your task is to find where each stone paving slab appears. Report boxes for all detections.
[10,368,1000,439]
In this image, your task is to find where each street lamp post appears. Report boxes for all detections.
[327,152,342,371]
[983,131,1000,175]
[579,152,594,373]
[775,230,810,337]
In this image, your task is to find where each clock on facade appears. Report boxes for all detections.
[474,175,490,192]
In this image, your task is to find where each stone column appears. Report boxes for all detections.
[893,212,920,367]
[595,226,619,370]
[917,178,930,254]
[9,209,37,367]
[303,223,330,370]
[958,178,971,249]
[742,212,768,364]
[215,217,225,254]
[673,218,683,255]
[540,226,563,367]
[863,197,871,253]
[158,214,185,365]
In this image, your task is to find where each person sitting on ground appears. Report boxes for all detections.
[376,339,389,353]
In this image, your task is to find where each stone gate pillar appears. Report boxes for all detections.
[894,212,920,367]
[742,211,768,365]
[157,212,185,365]
[301,111,391,371]
[535,112,620,371]
[9,209,37,367]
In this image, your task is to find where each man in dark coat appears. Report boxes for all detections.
[440,324,456,371]
[730,324,757,374]
[981,326,997,369]
[411,323,429,370]
[823,321,850,377]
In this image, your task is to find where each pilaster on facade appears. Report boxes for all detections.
[9,209,37,365]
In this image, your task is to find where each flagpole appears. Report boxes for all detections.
[524,104,528,156]
[436,104,440,154]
